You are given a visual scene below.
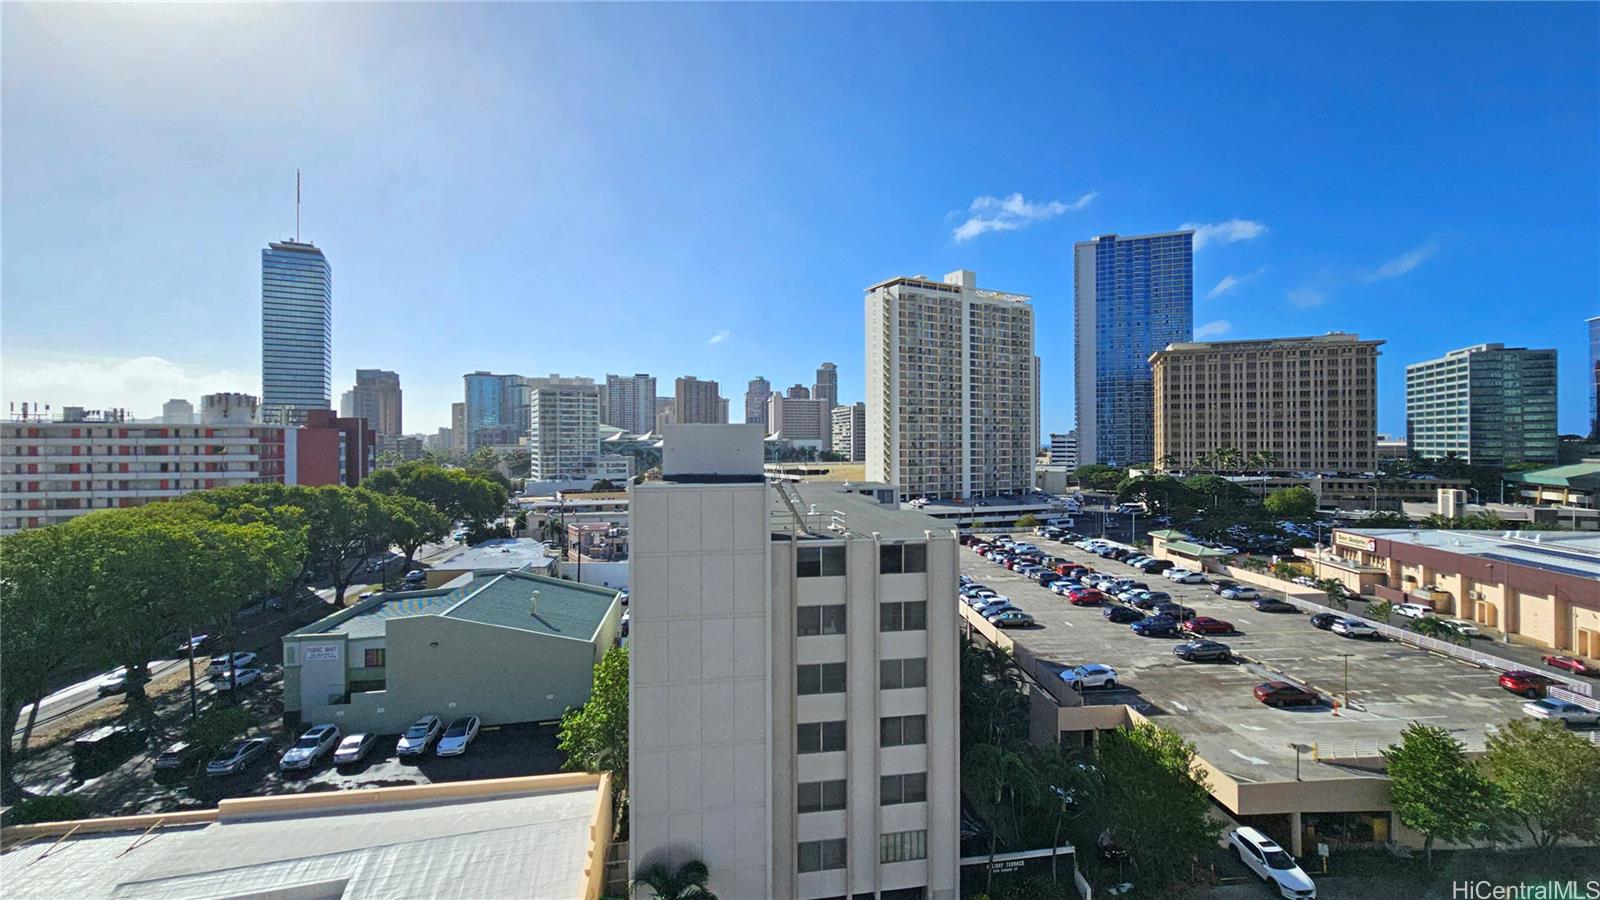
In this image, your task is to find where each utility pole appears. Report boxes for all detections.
[186,625,199,721]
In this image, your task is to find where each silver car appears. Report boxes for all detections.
[396,715,442,756]
[333,732,379,765]
[279,724,341,770]
[435,716,481,757]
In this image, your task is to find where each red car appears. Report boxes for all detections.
[1067,589,1105,607]
[1182,616,1234,636]
[1253,681,1320,708]
[1499,670,1559,699]
[1541,655,1596,677]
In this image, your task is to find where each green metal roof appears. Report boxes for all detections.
[1505,462,1600,490]
[291,573,618,643]
[1150,529,1233,557]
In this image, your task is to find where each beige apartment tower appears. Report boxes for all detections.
[1150,332,1383,474]
[629,426,960,900]
[866,269,1037,500]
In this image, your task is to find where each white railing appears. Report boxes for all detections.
[1548,686,1600,712]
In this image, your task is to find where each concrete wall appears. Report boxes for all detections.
[555,559,630,590]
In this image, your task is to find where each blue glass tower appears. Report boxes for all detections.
[1073,232,1193,466]
[261,240,332,425]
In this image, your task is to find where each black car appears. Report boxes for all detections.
[1253,598,1298,613]
[1103,606,1145,624]
[1309,612,1341,630]
[1154,602,1197,621]
[1210,579,1239,595]
[1174,640,1232,662]
[1037,571,1061,587]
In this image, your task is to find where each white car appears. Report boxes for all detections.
[279,724,341,770]
[1441,619,1479,638]
[206,651,259,676]
[212,667,262,691]
[1394,602,1434,619]
[95,667,130,696]
[1522,699,1600,727]
[1331,618,1379,639]
[1229,827,1317,899]
[1168,570,1207,584]
[1220,586,1260,601]
[397,715,443,756]
[435,715,481,757]
[1049,580,1081,596]
[1060,664,1119,690]
[332,732,379,765]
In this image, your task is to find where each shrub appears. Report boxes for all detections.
[184,706,257,758]
[7,794,91,825]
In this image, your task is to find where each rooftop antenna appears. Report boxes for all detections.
[295,169,301,242]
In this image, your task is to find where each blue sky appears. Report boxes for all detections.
[4,2,1596,436]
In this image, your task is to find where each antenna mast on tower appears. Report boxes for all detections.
[296,169,301,242]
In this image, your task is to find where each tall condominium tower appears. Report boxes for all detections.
[831,402,866,463]
[462,371,517,452]
[529,380,601,480]
[1406,344,1559,467]
[350,369,403,446]
[261,240,332,426]
[813,362,838,408]
[629,426,960,900]
[161,398,194,425]
[1073,231,1194,466]
[450,402,466,453]
[745,377,773,428]
[767,394,832,450]
[866,269,1036,500]
[674,376,727,424]
[1047,430,1078,468]
[1151,333,1383,473]
[605,373,658,435]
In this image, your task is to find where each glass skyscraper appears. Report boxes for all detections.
[1073,231,1194,466]
[1589,316,1599,440]
[261,240,332,425]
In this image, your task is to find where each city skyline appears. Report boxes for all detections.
[4,3,1597,436]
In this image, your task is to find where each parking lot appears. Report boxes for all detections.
[963,533,1550,786]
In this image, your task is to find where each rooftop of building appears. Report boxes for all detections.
[1342,528,1600,580]
[0,775,605,900]
[1503,461,1600,490]
[1152,332,1383,356]
[431,537,553,572]
[291,570,619,642]
[1148,529,1236,558]
[774,481,951,541]
[765,462,869,483]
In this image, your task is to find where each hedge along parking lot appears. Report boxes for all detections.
[963,533,1539,786]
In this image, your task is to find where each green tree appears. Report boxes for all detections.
[558,645,629,796]
[1016,513,1040,528]
[591,479,621,493]
[1264,486,1318,521]
[1313,578,1350,611]
[1115,475,1199,518]
[378,492,451,570]
[631,859,715,900]
[967,742,1042,890]
[1481,717,1600,848]
[1094,722,1221,888]
[365,461,507,528]
[1381,723,1505,864]
[1361,511,1413,528]
[1412,615,1469,647]
[1368,599,1395,623]
[1071,464,1126,491]
[960,641,1029,748]
[1270,561,1297,580]
[304,487,393,607]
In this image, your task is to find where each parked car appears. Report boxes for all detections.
[1499,670,1559,699]
[620,610,630,636]
[72,724,148,776]
[1182,616,1234,636]
[1228,826,1318,899]
[982,604,1023,622]
[1219,586,1259,601]
[153,740,203,772]
[95,667,130,696]
[404,569,427,584]
[176,634,210,655]
[206,652,260,676]
[1254,682,1321,708]
[396,715,444,756]
[1067,589,1105,607]
[435,715,482,757]
[279,724,342,771]
[1394,602,1434,619]
[212,668,263,691]
[1331,618,1379,639]
[1174,640,1232,662]
[1061,664,1119,690]
[1168,570,1207,584]
[1049,580,1082,596]
[990,610,1036,629]
[1103,606,1144,624]
[206,737,272,776]
[1542,655,1597,676]
[1252,598,1297,613]
[1036,571,1061,587]
[1309,612,1341,631]
[1131,616,1180,637]
[1522,699,1600,727]
[1440,619,1479,638]
[1154,603,1197,621]
[333,732,379,765]
[1210,579,1239,595]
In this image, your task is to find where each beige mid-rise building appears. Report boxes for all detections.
[866,269,1036,500]
[1150,332,1383,474]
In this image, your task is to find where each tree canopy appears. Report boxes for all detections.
[365,460,508,527]
[1481,718,1600,848]
[558,644,630,795]
[1071,464,1126,491]
[1264,485,1318,521]
[1114,475,1199,518]
[1093,722,1221,883]
[1382,723,1505,863]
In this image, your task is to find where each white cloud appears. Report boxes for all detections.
[1287,288,1326,309]
[952,190,1095,242]
[1179,218,1267,250]
[1194,319,1233,339]
[707,330,731,345]
[1366,240,1439,281]
[0,352,257,419]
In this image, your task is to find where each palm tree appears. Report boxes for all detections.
[1156,453,1181,473]
[631,859,716,900]
[1247,450,1279,496]
[965,743,1040,892]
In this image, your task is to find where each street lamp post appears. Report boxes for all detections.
[1369,484,1379,513]
[1288,742,1310,781]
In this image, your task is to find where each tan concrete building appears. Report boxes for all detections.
[1151,333,1383,474]
[673,376,727,425]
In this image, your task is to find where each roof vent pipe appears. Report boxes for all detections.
[531,590,540,617]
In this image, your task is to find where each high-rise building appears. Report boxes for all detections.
[161,398,194,425]
[831,402,866,463]
[674,376,727,424]
[1047,431,1079,469]
[767,394,832,450]
[529,380,601,480]
[338,390,355,418]
[606,373,658,435]
[1589,317,1599,440]
[866,269,1036,500]
[450,402,467,453]
[463,372,509,453]
[786,384,811,400]
[261,240,332,426]
[1151,333,1383,473]
[629,426,959,900]
[813,363,838,408]
[1405,343,1559,467]
[745,377,773,429]
[1073,231,1195,466]
[350,369,403,446]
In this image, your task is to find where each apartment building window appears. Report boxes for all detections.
[879,542,927,574]
[798,662,847,695]
[798,779,847,813]
[879,601,927,632]
[362,648,386,668]
[798,604,847,637]
[798,545,846,577]
[880,772,927,805]
[879,657,927,689]
[880,714,927,747]
[798,837,847,872]
[879,829,927,863]
[798,721,847,754]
